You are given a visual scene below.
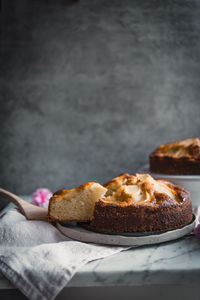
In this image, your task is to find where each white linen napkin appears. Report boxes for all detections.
[0,210,126,300]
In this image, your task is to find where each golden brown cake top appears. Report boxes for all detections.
[52,182,107,200]
[102,173,189,207]
[151,137,200,159]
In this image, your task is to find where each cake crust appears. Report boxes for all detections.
[150,137,200,175]
[90,173,193,232]
[90,198,192,232]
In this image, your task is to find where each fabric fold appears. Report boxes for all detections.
[0,210,126,300]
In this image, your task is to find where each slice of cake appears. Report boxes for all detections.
[48,182,107,222]
[90,173,192,232]
[150,137,200,175]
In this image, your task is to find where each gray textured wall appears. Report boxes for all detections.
[1,0,200,203]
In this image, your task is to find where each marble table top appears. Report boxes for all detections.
[1,197,200,289]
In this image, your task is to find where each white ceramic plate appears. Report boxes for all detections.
[139,164,200,207]
[56,216,195,246]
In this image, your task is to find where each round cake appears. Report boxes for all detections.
[150,137,200,175]
[90,173,192,233]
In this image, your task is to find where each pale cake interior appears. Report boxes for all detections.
[49,183,107,222]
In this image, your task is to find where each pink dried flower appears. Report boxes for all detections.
[32,188,52,209]
[194,224,200,238]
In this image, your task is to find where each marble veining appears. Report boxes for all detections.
[67,235,200,287]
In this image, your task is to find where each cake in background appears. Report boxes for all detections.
[150,137,200,175]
